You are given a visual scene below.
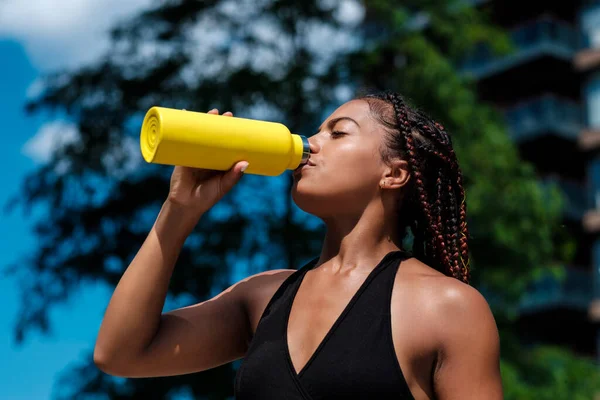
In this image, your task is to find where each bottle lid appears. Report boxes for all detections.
[300,135,311,164]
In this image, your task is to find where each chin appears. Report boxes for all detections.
[291,180,330,217]
[291,180,354,218]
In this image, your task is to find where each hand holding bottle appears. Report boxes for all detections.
[167,109,248,217]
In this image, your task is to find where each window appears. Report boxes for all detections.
[585,72,600,128]
[581,3,600,48]
[589,157,600,209]
[592,239,600,297]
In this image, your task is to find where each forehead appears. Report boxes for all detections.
[326,99,374,127]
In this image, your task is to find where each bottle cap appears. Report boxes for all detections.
[300,135,311,164]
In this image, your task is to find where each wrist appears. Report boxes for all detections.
[155,200,204,243]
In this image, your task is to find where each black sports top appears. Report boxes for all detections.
[234,250,415,400]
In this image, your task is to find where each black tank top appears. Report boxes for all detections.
[234,250,415,400]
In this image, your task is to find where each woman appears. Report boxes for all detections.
[94,92,503,399]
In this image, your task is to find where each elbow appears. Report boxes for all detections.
[93,346,116,375]
[93,344,145,378]
[93,345,128,377]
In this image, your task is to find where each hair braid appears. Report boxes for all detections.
[444,177,462,279]
[359,91,470,283]
[447,147,471,282]
[426,128,471,282]
[386,93,440,263]
[435,168,451,269]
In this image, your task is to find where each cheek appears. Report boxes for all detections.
[291,146,381,210]
[331,145,381,188]
[335,144,381,184]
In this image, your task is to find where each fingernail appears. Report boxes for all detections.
[240,162,249,173]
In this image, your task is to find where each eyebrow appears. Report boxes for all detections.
[315,116,360,134]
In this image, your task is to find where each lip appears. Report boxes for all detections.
[293,162,314,176]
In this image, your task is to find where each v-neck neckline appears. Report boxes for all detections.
[283,250,404,378]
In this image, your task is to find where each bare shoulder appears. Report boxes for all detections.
[399,258,498,345]
[426,271,492,321]
[391,259,502,397]
[233,268,297,334]
[401,260,503,397]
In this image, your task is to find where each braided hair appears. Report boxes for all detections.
[358,91,470,283]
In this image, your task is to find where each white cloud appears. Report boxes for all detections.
[0,0,153,71]
[336,0,365,25]
[22,121,142,177]
[2,0,152,166]
[21,121,79,163]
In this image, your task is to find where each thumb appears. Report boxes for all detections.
[220,161,249,193]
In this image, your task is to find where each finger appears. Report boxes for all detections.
[220,161,249,193]
[193,168,220,181]
[223,111,233,117]
[207,108,219,115]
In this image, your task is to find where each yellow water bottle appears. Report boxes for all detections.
[140,107,311,176]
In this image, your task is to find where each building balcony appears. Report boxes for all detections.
[462,17,580,80]
[518,266,593,314]
[591,255,600,322]
[542,177,587,221]
[583,158,600,233]
[575,1,600,72]
[584,209,600,233]
[589,221,600,323]
[517,265,598,358]
[505,95,583,142]
[503,95,585,178]
[574,48,600,72]
[591,299,600,321]
[578,128,600,150]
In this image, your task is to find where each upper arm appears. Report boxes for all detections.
[432,282,503,399]
[125,269,294,378]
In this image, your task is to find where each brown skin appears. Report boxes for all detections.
[94,102,503,399]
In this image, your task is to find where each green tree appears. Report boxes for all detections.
[6,0,599,398]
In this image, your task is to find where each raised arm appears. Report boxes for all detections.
[94,109,255,377]
[94,200,251,377]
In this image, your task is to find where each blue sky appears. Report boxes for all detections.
[0,38,112,400]
[0,1,151,398]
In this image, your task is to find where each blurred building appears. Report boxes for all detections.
[462,0,600,363]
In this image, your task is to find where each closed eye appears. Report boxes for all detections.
[331,130,346,138]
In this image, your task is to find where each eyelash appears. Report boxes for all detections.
[330,130,346,138]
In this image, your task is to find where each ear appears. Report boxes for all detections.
[381,159,410,190]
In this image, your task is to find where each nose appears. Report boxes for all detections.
[304,137,320,166]
[308,136,320,154]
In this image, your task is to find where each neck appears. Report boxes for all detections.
[317,202,403,273]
